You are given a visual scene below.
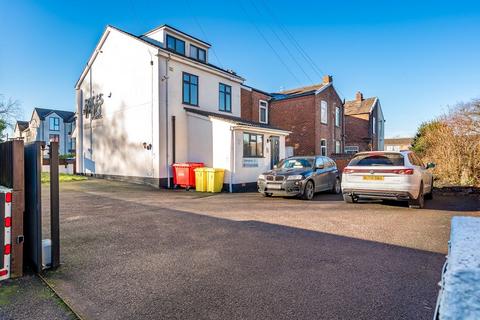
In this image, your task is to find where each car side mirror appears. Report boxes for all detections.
[316,165,324,170]
[426,162,436,169]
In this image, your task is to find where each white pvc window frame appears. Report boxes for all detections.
[321,100,328,124]
[320,139,327,156]
[259,100,268,124]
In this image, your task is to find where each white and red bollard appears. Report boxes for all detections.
[0,188,12,281]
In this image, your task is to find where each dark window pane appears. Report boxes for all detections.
[190,45,197,58]
[176,39,185,55]
[219,92,225,110]
[167,35,175,49]
[191,85,198,105]
[183,83,190,103]
[349,153,405,166]
[257,135,263,156]
[198,49,206,61]
[183,73,189,81]
[191,75,198,85]
[260,108,266,122]
[226,95,231,111]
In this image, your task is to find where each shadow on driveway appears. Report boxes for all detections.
[44,189,444,320]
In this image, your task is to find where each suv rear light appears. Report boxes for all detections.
[5,193,11,203]
[4,244,11,255]
[343,168,414,174]
[393,168,414,175]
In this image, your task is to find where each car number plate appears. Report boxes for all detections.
[363,176,384,181]
[268,184,282,189]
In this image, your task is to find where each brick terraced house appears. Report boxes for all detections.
[241,75,344,158]
[344,91,385,153]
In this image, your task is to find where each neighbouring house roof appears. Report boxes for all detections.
[344,97,377,115]
[270,82,331,101]
[384,138,413,146]
[16,120,29,131]
[241,84,272,97]
[184,107,289,133]
[34,108,75,122]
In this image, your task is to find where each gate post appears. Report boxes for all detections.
[49,142,60,268]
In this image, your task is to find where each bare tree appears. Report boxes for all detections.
[0,94,21,127]
[0,94,22,141]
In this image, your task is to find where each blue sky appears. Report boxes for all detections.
[1,0,479,137]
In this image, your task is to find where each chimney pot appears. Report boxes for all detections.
[356,91,363,101]
[322,75,332,84]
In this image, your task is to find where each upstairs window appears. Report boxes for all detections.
[335,140,341,153]
[49,117,60,131]
[166,35,185,55]
[219,83,232,112]
[373,117,376,134]
[182,73,198,106]
[190,45,206,62]
[243,132,264,158]
[321,101,328,124]
[335,107,341,127]
[259,100,268,124]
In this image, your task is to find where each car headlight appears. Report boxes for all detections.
[287,175,303,180]
[258,174,266,180]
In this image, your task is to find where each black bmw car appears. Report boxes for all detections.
[257,156,341,200]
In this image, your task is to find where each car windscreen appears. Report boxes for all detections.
[349,153,404,166]
[279,158,313,169]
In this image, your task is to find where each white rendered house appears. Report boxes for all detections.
[14,108,76,156]
[75,24,289,191]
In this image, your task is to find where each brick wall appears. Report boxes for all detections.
[330,153,354,172]
[314,85,344,156]
[240,87,271,123]
[345,113,370,151]
[269,94,317,155]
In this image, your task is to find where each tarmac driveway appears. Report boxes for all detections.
[42,179,480,320]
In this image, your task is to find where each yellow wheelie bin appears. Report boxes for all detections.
[194,168,208,192]
[206,168,225,193]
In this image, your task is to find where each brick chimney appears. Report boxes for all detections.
[323,75,332,84]
[356,91,363,101]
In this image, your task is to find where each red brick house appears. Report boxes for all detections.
[344,91,385,153]
[241,75,344,157]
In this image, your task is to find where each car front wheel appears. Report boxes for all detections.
[302,180,315,200]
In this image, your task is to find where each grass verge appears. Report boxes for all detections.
[41,173,88,184]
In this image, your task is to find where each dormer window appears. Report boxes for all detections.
[166,34,185,55]
[190,44,206,62]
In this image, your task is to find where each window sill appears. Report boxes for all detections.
[218,109,232,113]
[183,102,199,107]
[243,156,265,159]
